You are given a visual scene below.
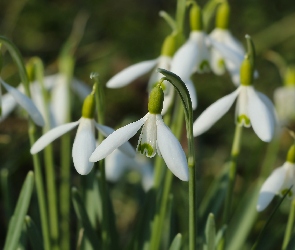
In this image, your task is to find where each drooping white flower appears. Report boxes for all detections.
[257,145,295,211]
[193,59,276,142]
[30,93,135,175]
[105,149,154,191]
[0,78,44,126]
[90,85,189,181]
[0,73,91,127]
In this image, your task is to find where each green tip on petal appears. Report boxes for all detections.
[240,58,253,86]
[190,4,203,31]
[216,2,230,29]
[148,84,164,114]
[200,60,210,71]
[284,66,295,87]
[137,143,154,157]
[82,94,95,118]
[161,35,176,57]
[287,144,295,163]
[237,114,251,126]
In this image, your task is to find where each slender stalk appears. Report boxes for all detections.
[223,124,243,225]
[28,122,51,250]
[282,199,295,249]
[33,57,59,250]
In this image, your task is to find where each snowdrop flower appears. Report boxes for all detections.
[257,144,295,211]
[0,73,91,127]
[90,84,189,181]
[106,149,154,191]
[274,67,295,125]
[208,2,245,85]
[31,91,135,175]
[0,78,44,126]
[193,57,276,142]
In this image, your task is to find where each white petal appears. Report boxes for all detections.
[71,78,92,100]
[43,74,60,90]
[0,92,17,122]
[171,33,198,79]
[156,115,189,181]
[95,123,136,158]
[31,120,80,154]
[105,149,133,182]
[247,87,275,142]
[257,165,287,211]
[89,115,148,162]
[72,118,96,175]
[0,79,44,126]
[106,59,158,88]
[193,88,240,136]
[185,79,197,110]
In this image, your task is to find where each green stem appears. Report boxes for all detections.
[29,122,51,250]
[0,36,51,250]
[223,124,243,225]
[282,199,295,250]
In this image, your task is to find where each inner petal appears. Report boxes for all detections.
[236,86,251,127]
[137,114,157,158]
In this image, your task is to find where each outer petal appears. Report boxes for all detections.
[106,59,158,88]
[0,93,17,122]
[50,74,69,126]
[95,123,136,158]
[31,120,80,154]
[257,165,287,211]
[72,118,96,175]
[247,87,275,142]
[171,34,198,79]
[89,115,148,162]
[193,88,240,136]
[185,79,197,110]
[0,79,44,126]
[156,115,188,181]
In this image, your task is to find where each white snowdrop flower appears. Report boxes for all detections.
[208,2,245,85]
[0,73,91,127]
[0,78,44,126]
[257,145,295,211]
[193,58,276,142]
[30,93,135,175]
[90,85,189,181]
[105,149,154,191]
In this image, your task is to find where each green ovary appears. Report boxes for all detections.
[137,143,154,157]
[237,115,250,127]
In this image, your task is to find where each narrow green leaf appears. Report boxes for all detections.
[215,225,227,249]
[72,187,100,249]
[286,233,295,250]
[205,213,216,250]
[169,233,182,250]
[0,168,13,222]
[4,171,34,250]
[25,216,44,250]
[227,181,261,250]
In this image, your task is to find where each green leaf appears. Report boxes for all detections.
[169,233,182,250]
[205,213,216,250]
[4,171,34,250]
[25,216,44,250]
[215,225,227,249]
[72,187,100,249]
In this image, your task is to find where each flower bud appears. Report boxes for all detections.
[216,2,230,29]
[148,84,164,114]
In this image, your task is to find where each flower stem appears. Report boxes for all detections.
[282,198,295,249]
[223,124,243,226]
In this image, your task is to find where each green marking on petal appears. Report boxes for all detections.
[199,60,210,71]
[137,143,154,157]
[281,189,293,198]
[218,59,225,69]
[237,115,251,127]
